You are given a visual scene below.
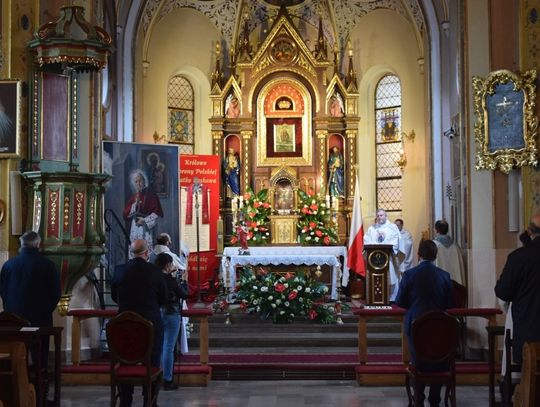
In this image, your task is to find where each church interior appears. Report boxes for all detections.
[1,0,540,405]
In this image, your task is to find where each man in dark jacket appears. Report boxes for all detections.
[0,230,61,368]
[396,239,455,406]
[495,213,540,368]
[111,239,167,407]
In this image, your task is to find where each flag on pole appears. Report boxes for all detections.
[347,172,366,277]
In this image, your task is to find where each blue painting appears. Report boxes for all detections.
[486,82,525,151]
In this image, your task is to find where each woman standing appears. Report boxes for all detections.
[155,253,188,391]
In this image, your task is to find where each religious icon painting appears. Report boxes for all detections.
[168,108,192,144]
[0,80,21,157]
[141,149,169,197]
[274,123,296,153]
[473,69,538,173]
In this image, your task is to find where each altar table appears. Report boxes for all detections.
[221,246,349,300]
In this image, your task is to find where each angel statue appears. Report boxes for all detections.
[329,92,344,118]
[225,93,240,118]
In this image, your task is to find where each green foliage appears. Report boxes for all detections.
[231,187,272,246]
[235,267,337,324]
[297,189,338,246]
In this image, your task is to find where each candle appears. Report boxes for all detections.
[239,196,244,208]
[326,195,330,208]
[335,198,339,212]
[231,197,237,212]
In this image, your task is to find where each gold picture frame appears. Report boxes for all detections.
[0,79,21,157]
[472,69,538,173]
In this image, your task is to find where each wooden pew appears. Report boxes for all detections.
[353,306,502,386]
[513,342,540,406]
[0,342,36,407]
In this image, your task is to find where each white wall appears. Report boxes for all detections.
[135,8,219,154]
[353,9,427,248]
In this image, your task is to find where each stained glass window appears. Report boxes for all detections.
[167,76,194,154]
[375,75,402,212]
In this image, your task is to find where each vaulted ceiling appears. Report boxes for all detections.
[137,0,429,51]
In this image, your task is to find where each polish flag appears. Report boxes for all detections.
[347,174,366,276]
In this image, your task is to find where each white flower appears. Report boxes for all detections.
[266,232,270,235]
[276,299,282,305]
[256,306,260,312]
[251,275,256,280]
[284,283,288,288]
[306,236,311,240]
[253,286,258,290]
[311,199,316,204]
[271,303,276,308]
[305,287,311,293]
[280,310,285,315]
[252,299,258,305]
[290,314,295,318]
[313,211,318,215]
[299,297,304,302]
[322,286,329,293]
[297,285,303,291]
[261,286,268,292]
[315,237,320,242]
[268,295,273,300]
[284,301,290,307]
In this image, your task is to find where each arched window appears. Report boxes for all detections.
[167,76,194,154]
[374,74,402,213]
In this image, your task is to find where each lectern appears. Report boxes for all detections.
[364,244,394,305]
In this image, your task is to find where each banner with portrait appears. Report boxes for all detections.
[102,141,180,268]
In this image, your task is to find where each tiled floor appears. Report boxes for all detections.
[60,381,491,406]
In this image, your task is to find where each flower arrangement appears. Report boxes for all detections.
[297,189,338,246]
[230,187,272,246]
[235,267,337,324]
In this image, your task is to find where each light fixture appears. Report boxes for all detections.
[401,129,416,142]
[396,146,407,170]
[443,127,456,139]
[153,131,165,144]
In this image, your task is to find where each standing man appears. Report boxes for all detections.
[364,209,402,302]
[395,218,414,273]
[495,213,540,368]
[111,239,167,407]
[396,239,454,406]
[0,231,61,367]
[433,220,466,286]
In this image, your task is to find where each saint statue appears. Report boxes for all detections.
[222,147,241,196]
[327,146,345,197]
[329,92,344,118]
[225,94,240,118]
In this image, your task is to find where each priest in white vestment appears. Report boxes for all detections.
[433,219,466,286]
[364,209,403,302]
[395,218,414,273]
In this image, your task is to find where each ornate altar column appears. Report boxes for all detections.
[240,130,253,193]
[22,172,110,314]
[346,129,358,202]
[316,129,329,189]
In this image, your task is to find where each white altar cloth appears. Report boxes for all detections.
[221,246,349,300]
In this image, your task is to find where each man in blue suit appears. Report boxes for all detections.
[396,239,454,406]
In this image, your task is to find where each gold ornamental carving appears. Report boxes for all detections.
[473,69,538,174]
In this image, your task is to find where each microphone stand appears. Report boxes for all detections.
[192,178,205,308]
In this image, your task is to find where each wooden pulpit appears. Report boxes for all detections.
[364,244,393,305]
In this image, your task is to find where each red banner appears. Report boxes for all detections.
[179,155,220,298]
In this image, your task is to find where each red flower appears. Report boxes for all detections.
[230,236,238,244]
[257,267,268,276]
[263,202,271,208]
[284,272,294,280]
[247,231,254,239]
[243,193,251,200]
[275,283,286,293]
[288,290,298,300]
[323,236,330,245]
[251,221,258,228]
[308,188,314,196]
[248,211,256,218]
[303,226,309,232]
[308,309,318,320]
[315,230,323,237]
[254,201,261,208]
[239,301,247,310]
[310,204,318,211]
[259,226,267,232]
[309,222,317,229]
[301,207,309,214]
